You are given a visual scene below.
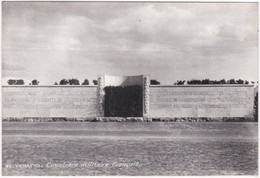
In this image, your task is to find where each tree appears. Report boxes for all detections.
[59,79,69,85]
[7,79,25,85]
[82,79,89,85]
[7,79,16,85]
[7,79,24,85]
[245,80,249,84]
[187,79,201,85]
[93,80,98,85]
[54,82,58,85]
[201,79,210,84]
[174,80,185,85]
[32,79,39,85]
[68,79,80,85]
[16,79,25,85]
[213,80,221,84]
[228,79,236,84]
[236,79,244,84]
[150,79,160,85]
[220,79,227,84]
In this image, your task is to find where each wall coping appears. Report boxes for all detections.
[2,84,254,87]
[2,84,255,88]
[2,85,98,87]
[150,84,255,87]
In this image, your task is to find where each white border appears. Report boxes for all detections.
[0,1,259,178]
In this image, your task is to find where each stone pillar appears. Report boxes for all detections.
[97,75,105,116]
[143,75,150,117]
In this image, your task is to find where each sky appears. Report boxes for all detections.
[2,2,258,85]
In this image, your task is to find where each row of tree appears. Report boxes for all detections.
[150,79,256,85]
[7,79,25,85]
[7,79,98,85]
[174,79,254,85]
[55,79,98,85]
[7,78,258,86]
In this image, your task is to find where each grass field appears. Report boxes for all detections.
[2,122,258,176]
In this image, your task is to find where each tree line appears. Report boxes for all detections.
[150,79,256,85]
[176,79,252,85]
[7,79,98,85]
[7,78,257,85]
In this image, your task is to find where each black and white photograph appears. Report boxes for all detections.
[1,1,258,176]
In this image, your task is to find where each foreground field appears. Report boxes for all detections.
[2,122,258,176]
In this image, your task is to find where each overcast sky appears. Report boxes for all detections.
[2,2,258,85]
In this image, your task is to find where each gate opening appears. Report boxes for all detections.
[104,85,143,117]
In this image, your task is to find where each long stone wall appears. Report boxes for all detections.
[2,86,100,118]
[149,85,255,118]
[2,83,256,119]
